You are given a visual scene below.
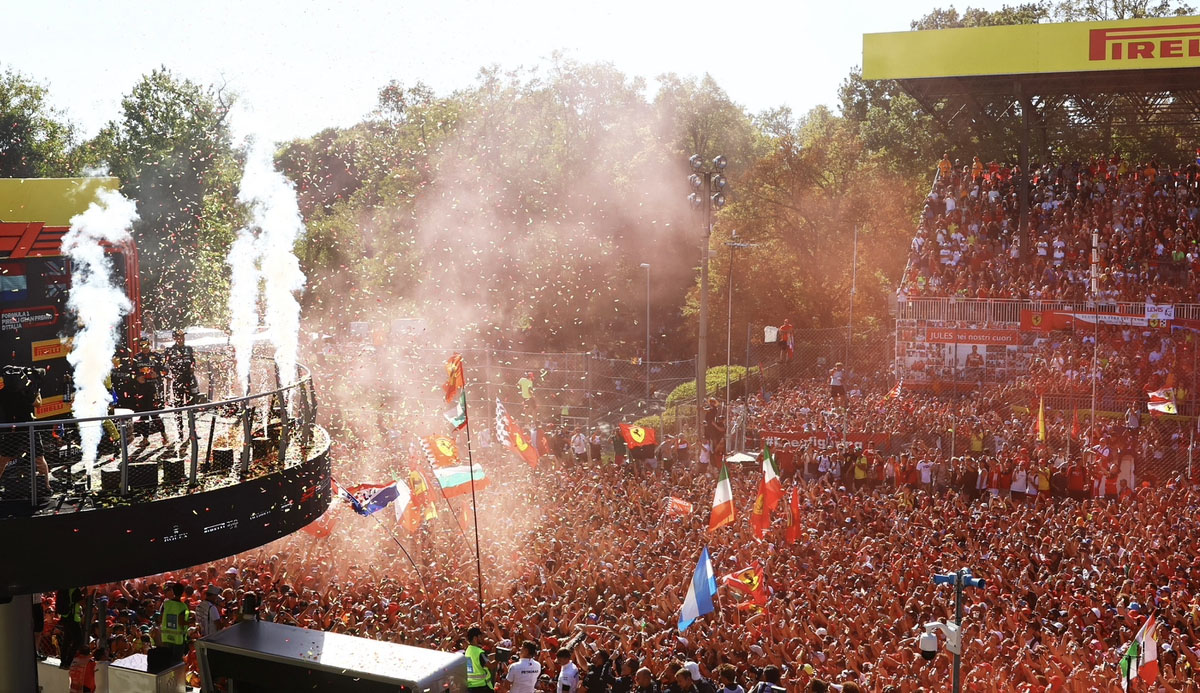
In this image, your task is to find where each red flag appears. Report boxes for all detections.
[404,468,437,531]
[301,508,338,538]
[721,564,768,605]
[784,487,801,544]
[495,399,539,467]
[619,424,657,450]
[443,354,465,403]
[664,496,693,518]
[422,434,460,468]
[1071,406,1081,440]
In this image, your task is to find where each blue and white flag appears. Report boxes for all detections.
[343,482,403,516]
[679,546,717,631]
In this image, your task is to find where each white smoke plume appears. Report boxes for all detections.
[237,141,307,388]
[63,187,137,476]
[226,227,260,395]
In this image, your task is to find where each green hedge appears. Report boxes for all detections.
[664,365,759,409]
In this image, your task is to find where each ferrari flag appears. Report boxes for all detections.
[443,353,465,403]
[619,423,657,450]
[495,399,539,466]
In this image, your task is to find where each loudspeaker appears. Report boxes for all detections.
[100,468,122,492]
[211,447,235,472]
[147,646,177,673]
[162,458,185,483]
[128,461,158,490]
[251,437,272,458]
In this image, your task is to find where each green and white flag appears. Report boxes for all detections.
[444,390,467,430]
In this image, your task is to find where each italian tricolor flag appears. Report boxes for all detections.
[1119,614,1159,689]
[709,464,735,531]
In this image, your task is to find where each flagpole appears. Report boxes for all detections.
[368,510,426,590]
[330,475,424,584]
[462,393,486,623]
[417,442,477,550]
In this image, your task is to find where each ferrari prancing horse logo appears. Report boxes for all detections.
[629,426,647,444]
[435,436,457,458]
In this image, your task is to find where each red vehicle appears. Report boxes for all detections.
[0,178,142,419]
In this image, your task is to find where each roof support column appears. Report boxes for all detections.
[1016,81,1031,263]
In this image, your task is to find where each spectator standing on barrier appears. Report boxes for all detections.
[465,626,496,693]
[828,364,846,406]
[518,373,536,413]
[571,429,587,465]
[777,319,793,364]
[196,585,223,638]
[157,583,190,663]
[612,428,627,468]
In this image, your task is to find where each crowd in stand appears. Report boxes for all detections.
[36,361,1200,691]
[901,154,1200,302]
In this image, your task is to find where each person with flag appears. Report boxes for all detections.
[678,547,716,631]
[1118,613,1159,689]
[709,465,736,532]
[750,446,782,538]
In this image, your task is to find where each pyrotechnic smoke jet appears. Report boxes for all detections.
[232,140,307,394]
[226,226,260,396]
[63,187,137,477]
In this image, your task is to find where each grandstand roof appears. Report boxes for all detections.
[863,16,1200,133]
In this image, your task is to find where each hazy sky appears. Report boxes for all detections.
[8,0,1014,144]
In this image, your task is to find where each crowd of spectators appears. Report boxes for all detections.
[35,362,1200,691]
[901,154,1200,302]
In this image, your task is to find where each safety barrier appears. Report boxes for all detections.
[0,358,319,515]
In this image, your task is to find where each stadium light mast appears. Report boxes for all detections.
[688,154,729,447]
[725,230,756,454]
[640,262,651,403]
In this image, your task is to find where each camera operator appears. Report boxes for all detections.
[0,365,52,495]
[502,640,541,693]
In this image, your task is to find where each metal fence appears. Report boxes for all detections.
[0,357,320,515]
[309,342,697,439]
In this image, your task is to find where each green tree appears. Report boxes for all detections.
[1053,0,1194,20]
[82,69,240,329]
[0,68,76,177]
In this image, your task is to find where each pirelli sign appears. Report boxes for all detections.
[864,15,1200,80]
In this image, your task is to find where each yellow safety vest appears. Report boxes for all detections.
[160,600,190,645]
[465,645,492,689]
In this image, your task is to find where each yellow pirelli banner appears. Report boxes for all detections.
[0,177,119,226]
[864,15,1200,80]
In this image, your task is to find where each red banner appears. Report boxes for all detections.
[760,430,890,451]
[901,328,1020,345]
[1020,309,1165,332]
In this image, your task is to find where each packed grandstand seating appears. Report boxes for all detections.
[900,156,1200,302]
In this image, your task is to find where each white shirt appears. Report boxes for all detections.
[507,657,542,693]
[571,434,587,455]
[196,599,222,637]
[917,460,934,484]
[558,661,580,693]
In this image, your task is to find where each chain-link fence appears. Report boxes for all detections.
[307,341,696,441]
